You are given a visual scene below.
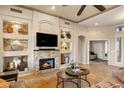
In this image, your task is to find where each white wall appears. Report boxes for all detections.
[87,26,116,65]
[78,36,85,62]
[87,26,114,40]
[74,25,117,65]
[73,24,88,64]
[33,11,60,50]
[74,24,124,67]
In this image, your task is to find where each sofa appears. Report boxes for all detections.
[90,52,97,60]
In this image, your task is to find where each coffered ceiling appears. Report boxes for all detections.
[21,5,117,22]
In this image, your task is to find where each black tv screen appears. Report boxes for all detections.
[36,32,58,47]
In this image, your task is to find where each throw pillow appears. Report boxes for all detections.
[112,68,124,83]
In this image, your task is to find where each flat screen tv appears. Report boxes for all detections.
[36,32,58,47]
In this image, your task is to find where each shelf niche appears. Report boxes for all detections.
[4,39,28,51]
[3,20,28,35]
[4,56,28,72]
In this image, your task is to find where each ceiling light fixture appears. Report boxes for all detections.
[51,5,55,10]
[75,14,78,17]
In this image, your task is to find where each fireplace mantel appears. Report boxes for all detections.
[34,49,60,51]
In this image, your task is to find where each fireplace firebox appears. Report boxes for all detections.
[39,58,55,70]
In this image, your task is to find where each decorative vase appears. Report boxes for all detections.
[70,63,75,69]
[66,32,71,39]
[7,24,13,33]
[7,62,15,71]
[71,65,75,69]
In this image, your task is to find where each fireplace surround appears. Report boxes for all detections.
[34,50,60,71]
[39,58,55,70]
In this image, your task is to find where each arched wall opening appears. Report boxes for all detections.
[78,35,86,63]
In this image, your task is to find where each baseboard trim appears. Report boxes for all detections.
[108,63,124,67]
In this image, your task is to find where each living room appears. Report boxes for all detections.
[0,4,124,89]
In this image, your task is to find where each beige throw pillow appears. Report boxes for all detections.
[112,68,124,83]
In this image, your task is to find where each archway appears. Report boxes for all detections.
[78,35,86,63]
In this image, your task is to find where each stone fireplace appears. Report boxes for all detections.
[34,50,60,71]
[39,58,55,70]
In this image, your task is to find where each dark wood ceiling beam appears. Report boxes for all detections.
[78,5,121,23]
[93,5,106,12]
[77,5,86,16]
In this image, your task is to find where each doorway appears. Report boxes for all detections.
[89,40,110,64]
[78,35,86,63]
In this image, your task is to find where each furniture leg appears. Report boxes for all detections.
[62,79,64,88]
[56,77,59,88]
[81,75,91,87]
[77,76,81,88]
[85,75,87,80]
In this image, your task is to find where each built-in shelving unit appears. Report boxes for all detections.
[0,14,32,72]
[59,19,73,65]
[0,5,75,73]
[60,27,72,54]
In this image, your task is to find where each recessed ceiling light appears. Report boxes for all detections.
[51,5,55,10]
[94,22,99,26]
[75,14,77,17]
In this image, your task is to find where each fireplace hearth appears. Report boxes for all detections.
[39,58,55,70]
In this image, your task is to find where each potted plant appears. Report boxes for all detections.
[69,63,76,69]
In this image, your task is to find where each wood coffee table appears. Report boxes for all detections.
[56,70,81,88]
[65,68,91,87]
[56,68,91,88]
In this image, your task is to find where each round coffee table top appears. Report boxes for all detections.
[65,68,90,76]
[57,71,78,79]
[57,68,90,79]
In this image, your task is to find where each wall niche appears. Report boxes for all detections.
[4,56,28,72]
[4,39,28,51]
[3,20,28,35]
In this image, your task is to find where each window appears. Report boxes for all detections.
[105,41,108,54]
[116,36,122,62]
[116,26,124,32]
